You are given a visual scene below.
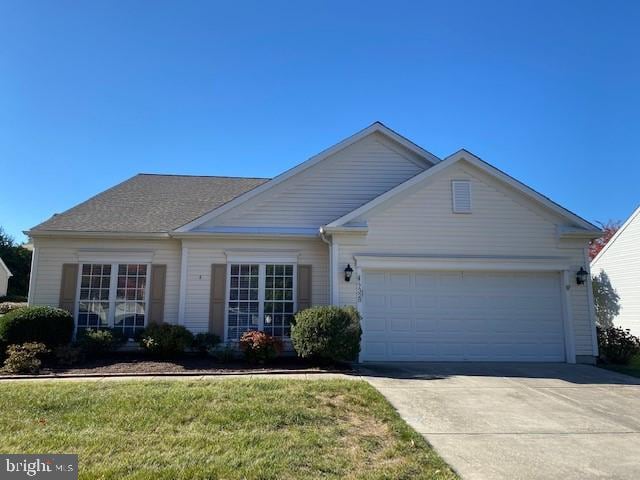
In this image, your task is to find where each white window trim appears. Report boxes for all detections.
[74,262,151,337]
[223,262,297,343]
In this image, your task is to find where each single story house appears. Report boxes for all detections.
[27,123,601,363]
[0,257,12,297]
[591,205,640,336]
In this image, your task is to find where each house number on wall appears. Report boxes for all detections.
[356,274,363,303]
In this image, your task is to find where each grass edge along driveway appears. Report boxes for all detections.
[0,378,457,480]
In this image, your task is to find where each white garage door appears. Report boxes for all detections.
[361,270,565,362]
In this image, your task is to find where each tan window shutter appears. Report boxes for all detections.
[209,264,227,337]
[148,265,167,325]
[59,263,79,314]
[297,264,312,312]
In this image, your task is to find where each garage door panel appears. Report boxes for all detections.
[361,270,565,362]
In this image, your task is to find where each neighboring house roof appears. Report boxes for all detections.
[0,258,12,277]
[325,149,601,233]
[29,174,269,234]
[175,122,441,232]
[591,205,640,265]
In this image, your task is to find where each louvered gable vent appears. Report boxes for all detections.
[452,180,472,213]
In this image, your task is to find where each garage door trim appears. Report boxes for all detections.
[354,257,576,363]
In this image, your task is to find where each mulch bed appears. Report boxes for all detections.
[1,354,353,378]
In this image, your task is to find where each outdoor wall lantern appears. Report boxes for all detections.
[344,264,354,282]
[576,267,588,285]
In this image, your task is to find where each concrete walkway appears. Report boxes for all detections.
[0,372,357,382]
[360,363,640,480]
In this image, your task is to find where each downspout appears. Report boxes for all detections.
[319,227,333,304]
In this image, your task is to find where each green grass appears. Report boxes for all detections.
[0,379,456,479]
[601,354,640,378]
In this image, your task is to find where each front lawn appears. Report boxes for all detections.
[0,379,456,479]
[600,354,640,378]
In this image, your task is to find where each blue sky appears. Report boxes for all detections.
[1,0,638,243]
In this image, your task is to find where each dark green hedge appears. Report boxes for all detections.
[0,306,74,350]
[291,306,362,363]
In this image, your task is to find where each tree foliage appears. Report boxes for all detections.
[0,227,32,296]
[589,220,622,260]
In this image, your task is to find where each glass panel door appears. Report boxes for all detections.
[227,264,260,341]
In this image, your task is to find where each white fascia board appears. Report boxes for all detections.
[591,204,640,266]
[174,122,440,233]
[0,258,12,277]
[327,149,600,232]
[225,250,300,264]
[354,254,573,272]
[187,226,318,236]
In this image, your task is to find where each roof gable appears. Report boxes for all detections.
[591,205,640,265]
[326,149,600,233]
[0,258,11,277]
[175,122,440,232]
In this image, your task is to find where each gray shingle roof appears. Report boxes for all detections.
[30,174,269,233]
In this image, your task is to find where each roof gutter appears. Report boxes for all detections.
[25,230,172,240]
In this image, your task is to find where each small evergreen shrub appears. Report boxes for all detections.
[291,306,362,363]
[0,306,73,350]
[140,323,194,357]
[0,295,28,303]
[0,302,27,315]
[2,342,49,374]
[210,344,236,362]
[598,326,640,365]
[54,344,84,366]
[192,333,221,355]
[77,329,125,357]
[239,331,282,364]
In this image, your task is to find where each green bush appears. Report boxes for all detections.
[0,302,28,315]
[291,306,362,363]
[140,323,194,357]
[77,329,125,357]
[0,295,28,303]
[2,342,49,374]
[598,326,640,365]
[192,333,221,355]
[0,306,74,351]
[54,344,84,366]
[239,331,282,364]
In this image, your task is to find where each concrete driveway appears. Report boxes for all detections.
[360,363,640,480]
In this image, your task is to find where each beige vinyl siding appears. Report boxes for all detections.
[29,237,182,324]
[182,238,329,333]
[200,133,426,229]
[335,163,596,357]
[591,208,640,336]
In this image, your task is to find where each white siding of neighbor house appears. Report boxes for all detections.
[198,132,427,229]
[0,268,9,297]
[334,162,596,357]
[181,238,329,333]
[591,207,640,336]
[28,237,182,324]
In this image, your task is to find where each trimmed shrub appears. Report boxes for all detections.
[239,331,282,364]
[2,342,49,374]
[0,295,28,303]
[0,302,28,315]
[54,344,84,367]
[192,333,221,355]
[210,344,236,362]
[598,326,640,365]
[77,329,125,357]
[140,323,194,357]
[291,306,362,363]
[0,306,74,351]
